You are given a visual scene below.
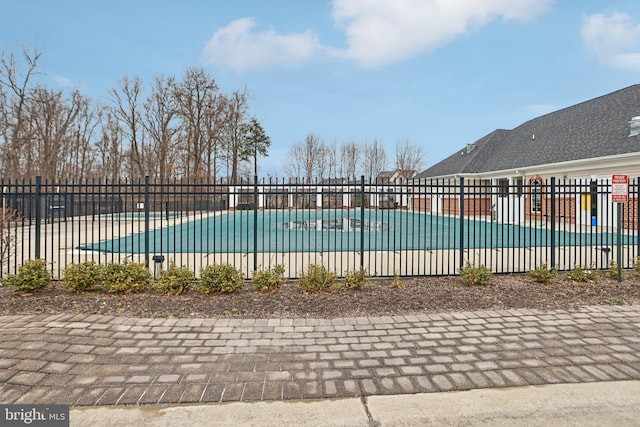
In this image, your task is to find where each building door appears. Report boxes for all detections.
[495,177,525,224]
[579,180,599,226]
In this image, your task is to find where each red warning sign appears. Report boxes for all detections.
[612,174,628,203]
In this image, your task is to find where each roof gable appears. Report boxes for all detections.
[417,84,640,178]
[415,130,508,178]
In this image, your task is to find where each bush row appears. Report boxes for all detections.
[1,260,371,295]
[3,258,640,295]
[456,258,640,286]
[63,261,247,295]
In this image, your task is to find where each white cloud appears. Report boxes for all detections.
[331,0,554,68]
[201,17,321,71]
[203,0,553,71]
[581,12,640,71]
[50,74,75,88]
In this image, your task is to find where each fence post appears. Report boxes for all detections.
[35,176,42,259]
[0,179,4,274]
[144,175,150,267]
[550,177,556,269]
[253,175,258,272]
[617,202,623,282]
[459,177,465,269]
[360,176,365,270]
[637,177,639,260]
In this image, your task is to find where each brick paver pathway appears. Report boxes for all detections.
[1,305,639,406]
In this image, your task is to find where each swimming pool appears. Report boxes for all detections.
[78,209,636,254]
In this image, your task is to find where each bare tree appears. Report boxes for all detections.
[173,68,219,179]
[110,76,146,179]
[315,144,331,180]
[0,88,6,172]
[324,141,338,178]
[95,110,124,181]
[394,139,424,181]
[202,93,227,181]
[0,46,261,183]
[339,141,361,179]
[143,76,180,181]
[284,133,325,183]
[65,96,99,178]
[222,89,250,183]
[0,207,18,272]
[0,46,42,176]
[27,87,84,179]
[283,143,303,180]
[362,139,388,180]
[0,46,98,180]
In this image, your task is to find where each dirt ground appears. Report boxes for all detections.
[1,272,639,319]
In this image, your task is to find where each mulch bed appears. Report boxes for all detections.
[1,274,639,319]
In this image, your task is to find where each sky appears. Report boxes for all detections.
[2,0,640,176]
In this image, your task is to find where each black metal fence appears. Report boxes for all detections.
[1,176,638,280]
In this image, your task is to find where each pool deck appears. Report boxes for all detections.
[6,211,638,279]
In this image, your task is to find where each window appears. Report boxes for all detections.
[481,179,491,195]
[530,179,542,213]
[498,178,509,198]
[498,178,524,198]
[630,116,640,137]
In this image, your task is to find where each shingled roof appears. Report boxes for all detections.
[416,84,640,178]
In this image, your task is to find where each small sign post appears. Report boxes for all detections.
[612,174,628,283]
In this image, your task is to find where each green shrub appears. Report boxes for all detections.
[154,263,195,295]
[608,260,625,281]
[298,264,337,292]
[253,265,286,292]
[199,263,244,293]
[460,262,493,286]
[389,272,404,288]
[62,261,104,292]
[2,259,51,293]
[527,263,557,284]
[565,265,597,283]
[634,257,640,277]
[103,261,151,293]
[343,268,368,289]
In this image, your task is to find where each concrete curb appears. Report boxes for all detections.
[70,381,640,426]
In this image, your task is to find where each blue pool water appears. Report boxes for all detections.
[79,209,636,254]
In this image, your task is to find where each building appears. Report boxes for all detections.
[413,84,640,227]
[227,170,418,211]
